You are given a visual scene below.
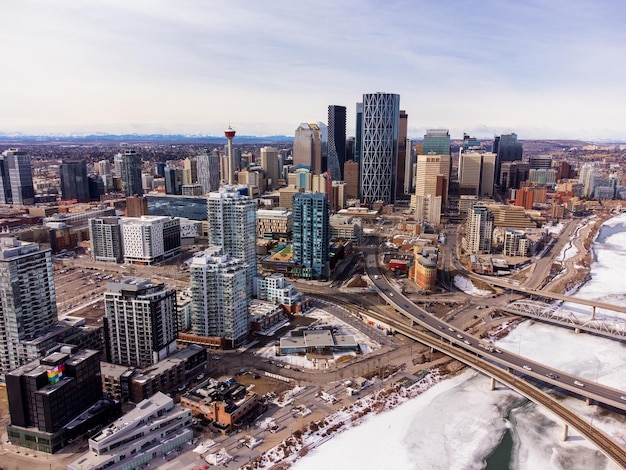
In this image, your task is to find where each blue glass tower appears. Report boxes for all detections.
[292,193,329,279]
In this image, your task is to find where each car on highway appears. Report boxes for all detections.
[439,325,445,330]
[574,380,585,387]
[494,349,502,354]
[403,304,408,308]
[456,334,464,339]
[546,373,559,379]
[463,340,471,345]
[523,365,532,371]
[419,314,425,319]
[620,396,626,401]
[448,327,455,332]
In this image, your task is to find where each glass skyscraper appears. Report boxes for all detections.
[494,133,523,189]
[292,193,329,279]
[327,105,347,182]
[0,148,34,205]
[423,129,451,155]
[60,160,90,203]
[120,150,143,197]
[360,92,400,206]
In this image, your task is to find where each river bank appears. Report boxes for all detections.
[545,211,616,294]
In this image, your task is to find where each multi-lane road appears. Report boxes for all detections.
[363,245,626,411]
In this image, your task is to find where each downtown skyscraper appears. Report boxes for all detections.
[0,148,35,205]
[120,150,143,197]
[60,160,90,203]
[359,92,400,206]
[327,105,347,182]
[493,133,523,189]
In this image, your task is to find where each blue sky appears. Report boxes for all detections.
[2,0,626,140]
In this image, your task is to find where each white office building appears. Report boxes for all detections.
[120,216,181,265]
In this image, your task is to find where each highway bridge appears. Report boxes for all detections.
[311,291,626,468]
[473,273,626,316]
[502,299,626,341]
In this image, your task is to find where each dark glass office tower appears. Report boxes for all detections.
[327,105,347,181]
[494,133,523,189]
[60,160,90,203]
[120,150,143,197]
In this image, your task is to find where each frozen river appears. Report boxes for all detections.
[293,214,626,470]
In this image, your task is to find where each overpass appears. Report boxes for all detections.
[473,274,626,317]
[503,300,626,341]
[311,292,626,468]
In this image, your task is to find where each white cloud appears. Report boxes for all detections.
[1,0,626,139]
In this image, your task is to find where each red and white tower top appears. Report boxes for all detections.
[224,126,236,139]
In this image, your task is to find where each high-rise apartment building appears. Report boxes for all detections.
[260,147,281,189]
[89,216,123,263]
[104,278,178,368]
[463,204,494,254]
[494,133,523,189]
[207,189,257,298]
[120,216,181,265]
[360,92,400,206]
[0,238,57,374]
[293,123,323,174]
[327,105,347,181]
[189,247,248,347]
[60,160,90,203]
[120,150,143,197]
[0,148,35,205]
[196,151,221,194]
[292,193,329,279]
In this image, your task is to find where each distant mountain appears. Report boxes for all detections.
[0,133,294,144]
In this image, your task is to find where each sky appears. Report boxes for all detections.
[2,0,626,140]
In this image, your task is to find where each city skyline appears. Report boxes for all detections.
[2,1,626,140]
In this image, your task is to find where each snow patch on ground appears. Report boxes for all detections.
[453,275,492,297]
[241,369,447,470]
